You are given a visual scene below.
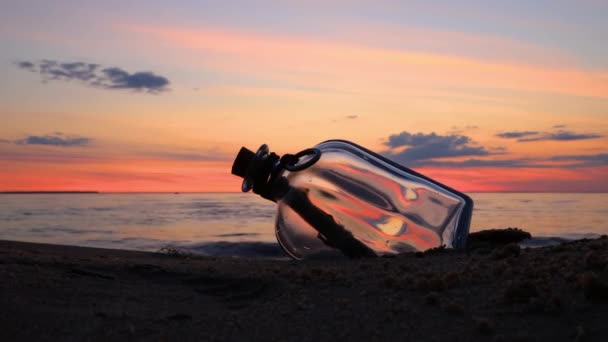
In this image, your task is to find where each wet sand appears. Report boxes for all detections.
[1,236,607,341]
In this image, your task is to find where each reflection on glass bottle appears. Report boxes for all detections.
[232,140,473,260]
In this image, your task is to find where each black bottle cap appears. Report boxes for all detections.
[231,147,255,178]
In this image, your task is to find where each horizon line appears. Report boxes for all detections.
[1,190,607,194]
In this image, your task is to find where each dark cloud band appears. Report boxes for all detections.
[550,153,608,167]
[15,59,170,93]
[14,133,91,147]
[496,131,539,139]
[496,129,602,142]
[381,130,607,169]
[383,131,490,162]
[519,131,603,142]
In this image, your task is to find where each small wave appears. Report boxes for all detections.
[30,226,114,235]
[90,207,117,212]
[214,233,260,237]
[520,234,601,248]
[185,241,284,257]
[520,236,570,248]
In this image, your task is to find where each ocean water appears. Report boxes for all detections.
[0,193,606,256]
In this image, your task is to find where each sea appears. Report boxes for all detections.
[0,193,606,257]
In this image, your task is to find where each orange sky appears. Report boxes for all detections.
[1,1,607,192]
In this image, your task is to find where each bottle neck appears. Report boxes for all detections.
[246,152,285,202]
[231,144,321,202]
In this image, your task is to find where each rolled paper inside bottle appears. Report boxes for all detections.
[280,186,376,258]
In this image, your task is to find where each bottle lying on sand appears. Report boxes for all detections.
[231,140,473,260]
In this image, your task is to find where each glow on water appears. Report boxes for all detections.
[470,193,608,239]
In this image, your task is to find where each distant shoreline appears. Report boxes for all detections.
[0,191,99,194]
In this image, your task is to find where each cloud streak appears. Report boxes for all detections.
[15,59,170,93]
[14,133,91,147]
[401,154,608,169]
[408,158,547,168]
[496,131,539,139]
[1,135,232,163]
[496,129,603,142]
[550,153,608,167]
[520,131,603,142]
[140,150,231,162]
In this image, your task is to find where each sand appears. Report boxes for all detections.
[1,235,607,341]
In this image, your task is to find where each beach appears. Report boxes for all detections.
[1,236,607,341]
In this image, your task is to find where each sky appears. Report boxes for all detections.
[0,0,607,192]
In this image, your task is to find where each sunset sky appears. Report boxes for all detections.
[1,0,607,192]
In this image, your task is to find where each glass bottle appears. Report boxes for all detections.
[231,140,473,260]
